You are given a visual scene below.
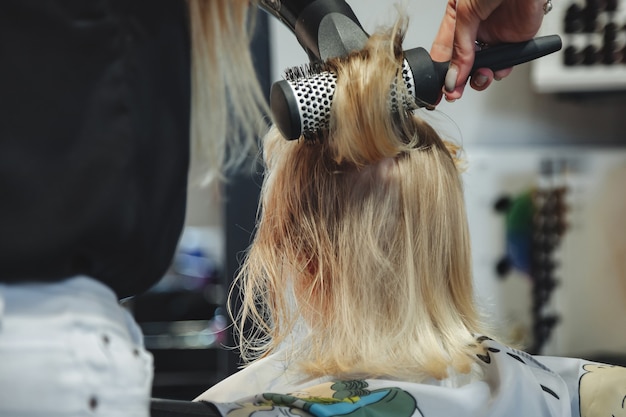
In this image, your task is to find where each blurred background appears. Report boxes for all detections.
[128,0,626,400]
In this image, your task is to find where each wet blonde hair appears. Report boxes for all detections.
[232,15,485,382]
[189,0,268,184]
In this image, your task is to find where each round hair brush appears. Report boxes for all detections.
[270,35,563,141]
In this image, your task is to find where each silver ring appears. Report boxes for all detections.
[474,40,489,51]
[543,0,553,15]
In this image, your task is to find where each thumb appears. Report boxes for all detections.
[444,16,480,95]
[430,0,457,63]
[445,0,504,97]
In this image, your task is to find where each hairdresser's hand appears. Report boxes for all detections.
[431,0,545,101]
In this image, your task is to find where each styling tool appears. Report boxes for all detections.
[259,0,368,62]
[258,1,563,141]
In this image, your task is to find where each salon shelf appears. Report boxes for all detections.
[140,319,227,351]
[127,281,230,400]
[131,286,226,323]
[532,0,626,92]
[148,340,231,400]
[151,370,226,400]
[150,348,227,373]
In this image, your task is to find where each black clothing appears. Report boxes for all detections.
[0,0,191,298]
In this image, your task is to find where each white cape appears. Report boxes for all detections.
[197,338,626,417]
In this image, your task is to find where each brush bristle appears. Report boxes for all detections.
[283,61,333,82]
[301,127,328,143]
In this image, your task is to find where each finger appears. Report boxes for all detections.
[444,82,466,102]
[430,0,457,63]
[444,3,482,95]
[444,25,479,97]
[446,0,505,97]
[469,68,494,91]
[493,67,513,81]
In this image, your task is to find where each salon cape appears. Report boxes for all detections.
[197,337,626,417]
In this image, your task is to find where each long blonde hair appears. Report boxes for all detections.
[233,15,486,382]
[188,0,269,184]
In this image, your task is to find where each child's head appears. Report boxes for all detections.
[233,16,484,382]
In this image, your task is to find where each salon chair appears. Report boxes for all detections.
[151,398,221,417]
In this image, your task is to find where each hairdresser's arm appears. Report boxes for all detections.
[430,0,545,101]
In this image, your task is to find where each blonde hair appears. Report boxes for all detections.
[232,15,486,382]
[188,0,269,184]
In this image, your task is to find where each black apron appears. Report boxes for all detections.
[0,0,191,298]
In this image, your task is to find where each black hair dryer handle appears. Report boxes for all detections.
[404,35,563,107]
[472,35,563,72]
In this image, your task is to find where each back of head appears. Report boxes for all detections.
[234,15,485,382]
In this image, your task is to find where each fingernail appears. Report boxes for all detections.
[444,65,458,93]
[474,74,488,88]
